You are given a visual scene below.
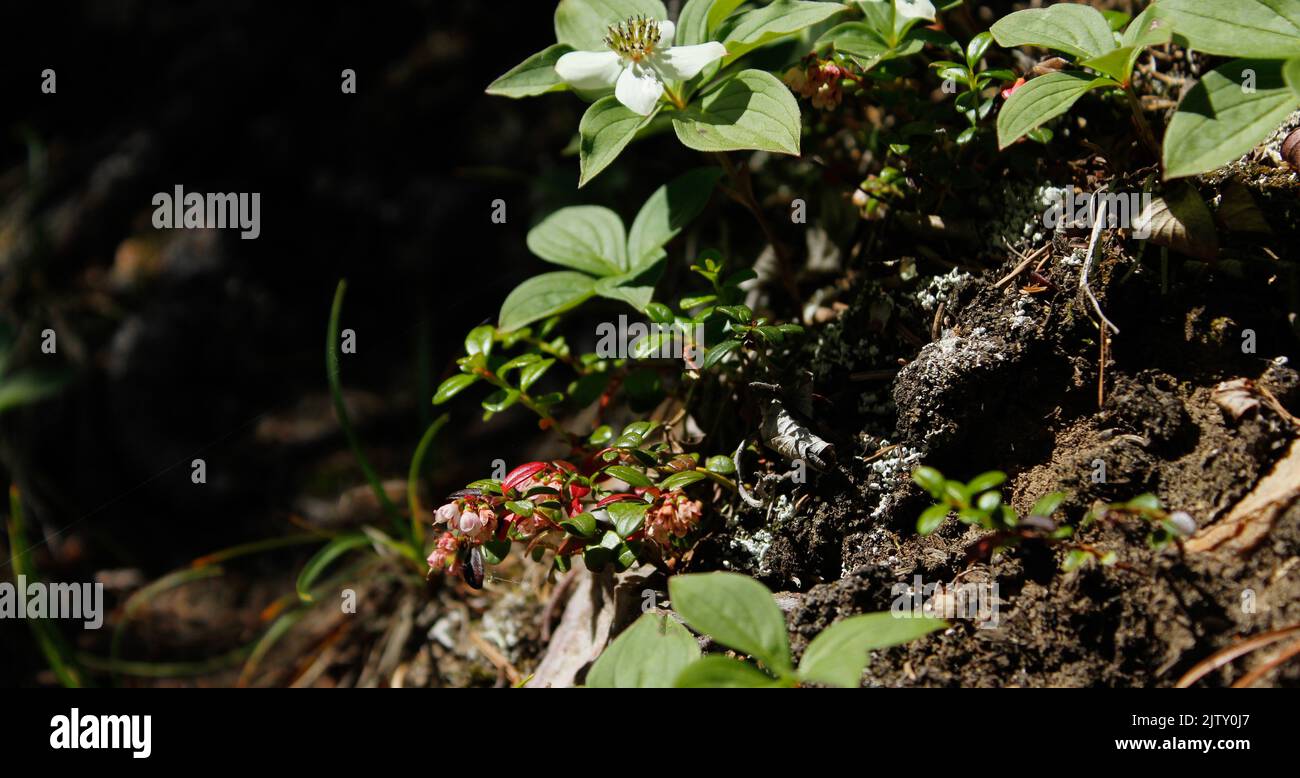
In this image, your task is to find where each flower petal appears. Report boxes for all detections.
[896,0,936,22]
[615,63,664,115]
[658,20,675,46]
[654,42,727,82]
[555,50,623,90]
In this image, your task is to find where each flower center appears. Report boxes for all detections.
[603,15,661,62]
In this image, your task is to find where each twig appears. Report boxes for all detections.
[468,630,522,685]
[540,566,579,644]
[1098,325,1110,409]
[1175,622,1300,688]
[995,241,1049,289]
[1231,638,1300,688]
[1082,190,1120,335]
[734,438,764,509]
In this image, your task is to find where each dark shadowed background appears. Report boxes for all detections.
[0,0,712,685]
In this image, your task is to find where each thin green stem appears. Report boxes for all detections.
[408,413,449,547]
[1123,86,1160,158]
[327,280,403,534]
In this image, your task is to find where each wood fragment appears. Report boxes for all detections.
[1186,438,1300,555]
[995,242,1049,289]
[1175,623,1300,687]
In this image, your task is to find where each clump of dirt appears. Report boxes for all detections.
[747,169,1300,685]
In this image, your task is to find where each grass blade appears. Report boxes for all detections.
[6,486,87,687]
[408,413,449,546]
[327,279,402,532]
[295,532,372,601]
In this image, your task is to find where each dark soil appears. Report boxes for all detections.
[756,165,1300,687]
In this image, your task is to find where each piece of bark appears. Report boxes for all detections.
[527,564,657,688]
[1186,438,1300,554]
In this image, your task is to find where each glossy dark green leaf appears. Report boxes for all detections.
[433,374,479,405]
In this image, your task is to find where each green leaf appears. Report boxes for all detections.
[561,511,598,538]
[296,533,371,601]
[917,503,948,535]
[518,358,555,391]
[587,612,702,687]
[1103,10,1132,32]
[996,71,1117,150]
[645,302,675,323]
[966,31,993,70]
[668,572,792,674]
[593,260,664,311]
[673,70,802,155]
[527,205,627,276]
[701,338,742,369]
[554,0,669,51]
[679,0,747,46]
[797,612,947,687]
[627,168,724,270]
[911,465,945,497]
[659,469,708,490]
[675,655,782,687]
[499,271,598,332]
[433,373,478,405]
[1080,8,1171,83]
[0,371,67,414]
[989,4,1119,61]
[604,464,654,487]
[722,0,847,62]
[818,21,891,63]
[481,388,521,413]
[890,0,936,42]
[464,324,494,358]
[480,540,511,565]
[1125,493,1162,513]
[1154,0,1300,59]
[1163,59,1299,179]
[485,44,574,98]
[607,500,651,538]
[1286,57,1300,99]
[1122,5,1173,50]
[1030,491,1067,518]
[579,96,662,187]
[705,454,736,474]
[504,500,535,518]
[966,471,1006,494]
[715,304,753,323]
[1079,46,1142,83]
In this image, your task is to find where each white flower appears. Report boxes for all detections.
[459,511,482,536]
[435,502,461,525]
[895,0,935,23]
[555,15,727,116]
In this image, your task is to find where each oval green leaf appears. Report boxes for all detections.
[797,612,947,687]
[1163,59,1299,180]
[668,571,792,674]
[673,69,802,156]
[587,612,702,687]
[996,71,1117,150]
[498,271,598,332]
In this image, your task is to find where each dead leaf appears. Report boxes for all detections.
[1215,182,1271,234]
[1186,438,1300,554]
[1137,182,1219,260]
[1213,378,1261,422]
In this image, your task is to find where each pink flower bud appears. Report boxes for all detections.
[435,502,461,525]
[459,511,483,536]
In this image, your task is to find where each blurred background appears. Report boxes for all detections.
[0,0,709,686]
